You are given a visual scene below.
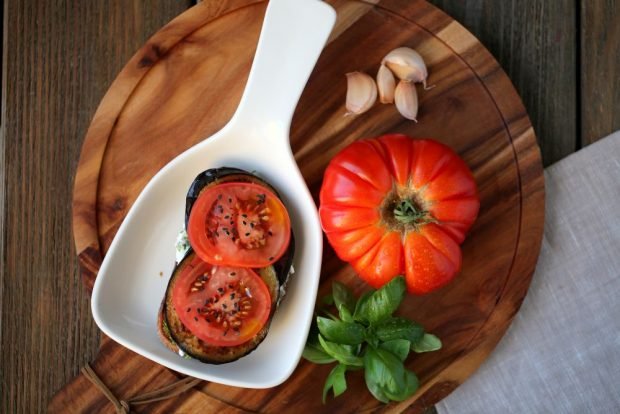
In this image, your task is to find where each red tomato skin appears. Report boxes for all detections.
[171,254,272,347]
[188,182,291,268]
[319,134,479,294]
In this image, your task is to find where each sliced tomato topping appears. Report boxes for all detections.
[188,182,291,267]
[171,254,272,346]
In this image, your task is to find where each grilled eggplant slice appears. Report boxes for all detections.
[158,167,295,363]
[162,250,279,363]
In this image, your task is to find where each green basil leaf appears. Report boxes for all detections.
[322,293,334,306]
[379,339,411,362]
[411,333,442,353]
[322,363,348,403]
[332,282,356,314]
[337,304,353,322]
[375,317,424,343]
[366,335,380,349]
[354,277,406,324]
[364,368,390,403]
[383,369,419,401]
[364,346,406,395]
[302,342,337,364]
[318,335,364,367]
[353,291,373,322]
[317,317,366,345]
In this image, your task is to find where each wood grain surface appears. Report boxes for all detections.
[57,0,548,412]
[580,0,620,146]
[429,0,578,165]
[2,1,619,414]
[0,2,192,413]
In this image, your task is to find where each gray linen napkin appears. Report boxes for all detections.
[436,131,620,414]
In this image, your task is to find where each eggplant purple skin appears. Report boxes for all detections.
[184,167,295,286]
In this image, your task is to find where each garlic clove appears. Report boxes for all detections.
[345,72,378,115]
[394,80,419,122]
[382,47,429,89]
[377,64,396,104]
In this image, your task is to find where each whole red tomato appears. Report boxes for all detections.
[319,134,479,294]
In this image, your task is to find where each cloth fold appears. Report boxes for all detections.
[437,131,620,414]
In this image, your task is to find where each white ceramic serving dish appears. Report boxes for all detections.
[91,0,336,388]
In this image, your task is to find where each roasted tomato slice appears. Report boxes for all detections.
[171,254,271,347]
[188,182,291,267]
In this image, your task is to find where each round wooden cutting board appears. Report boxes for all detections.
[71,0,544,412]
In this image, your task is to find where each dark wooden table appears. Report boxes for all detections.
[1,1,618,412]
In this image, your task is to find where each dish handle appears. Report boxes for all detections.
[229,0,336,137]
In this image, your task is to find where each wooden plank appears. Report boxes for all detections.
[580,0,620,145]
[429,0,577,166]
[0,1,192,413]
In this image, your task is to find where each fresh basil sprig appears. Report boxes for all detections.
[303,276,442,403]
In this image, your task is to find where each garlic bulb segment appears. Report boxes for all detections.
[345,72,378,115]
[377,64,396,104]
[382,47,429,88]
[394,80,419,122]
